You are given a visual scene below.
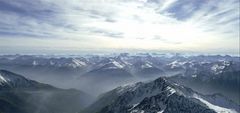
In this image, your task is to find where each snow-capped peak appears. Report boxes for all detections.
[0,70,49,89]
[114,78,177,105]
[91,77,239,113]
[0,70,29,86]
[99,59,125,69]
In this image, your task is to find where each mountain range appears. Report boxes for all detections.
[0,54,239,98]
[0,53,239,113]
[0,69,239,113]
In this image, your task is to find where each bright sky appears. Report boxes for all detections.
[0,0,239,55]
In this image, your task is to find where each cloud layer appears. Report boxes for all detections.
[0,0,239,54]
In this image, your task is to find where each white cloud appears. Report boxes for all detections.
[0,0,239,54]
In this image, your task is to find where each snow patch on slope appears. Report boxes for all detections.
[0,74,9,85]
[70,58,86,68]
[157,110,164,113]
[211,64,225,74]
[193,94,237,113]
[167,60,188,69]
[112,61,124,68]
[141,62,153,69]
[32,60,38,66]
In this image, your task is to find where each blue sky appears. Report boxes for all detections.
[0,0,239,55]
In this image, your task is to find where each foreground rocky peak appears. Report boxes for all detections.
[84,77,239,113]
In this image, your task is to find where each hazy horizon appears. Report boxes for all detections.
[0,49,239,57]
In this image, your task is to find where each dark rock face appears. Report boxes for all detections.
[84,77,223,113]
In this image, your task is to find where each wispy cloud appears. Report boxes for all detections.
[0,0,239,54]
